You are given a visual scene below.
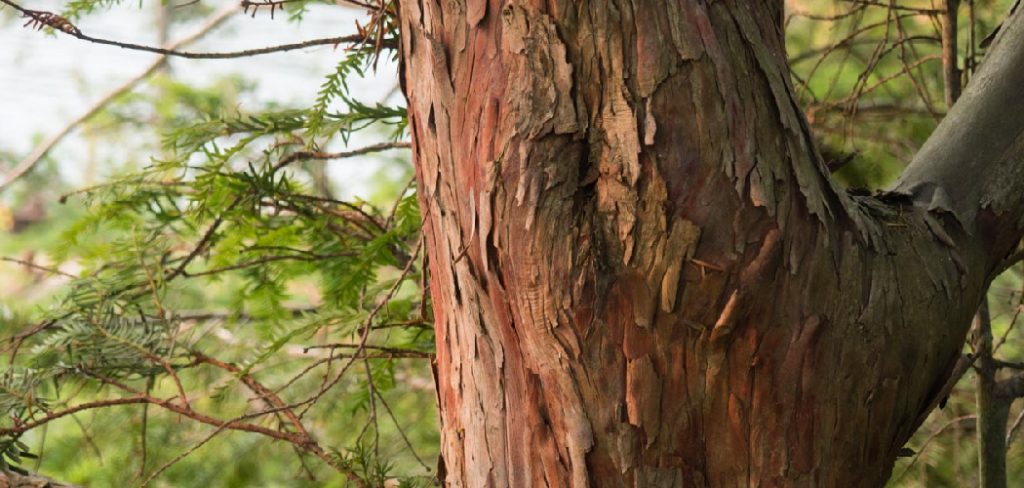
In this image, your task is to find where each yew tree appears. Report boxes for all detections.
[399,1,1024,486]
[3,0,1024,486]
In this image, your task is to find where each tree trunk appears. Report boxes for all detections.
[397,1,1024,486]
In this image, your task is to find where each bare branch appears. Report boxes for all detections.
[840,0,944,15]
[303,343,432,358]
[192,352,309,439]
[893,415,977,482]
[0,3,240,192]
[0,256,77,279]
[179,251,356,278]
[273,141,412,170]
[0,0,384,59]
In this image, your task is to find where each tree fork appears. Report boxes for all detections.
[398,1,1024,486]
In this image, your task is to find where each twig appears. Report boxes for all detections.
[840,0,944,14]
[371,387,431,471]
[297,236,423,419]
[1007,407,1024,445]
[240,0,302,19]
[70,414,105,465]
[893,415,977,481]
[0,256,76,279]
[180,251,355,278]
[0,0,384,59]
[303,343,431,358]
[273,141,411,170]
[0,2,240,191]
[165,197,240,281]
[192,351,309,439]
[77,370,366,485]
[139,421,232,487]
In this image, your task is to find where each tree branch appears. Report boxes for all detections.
[0,256,77,279]
[942,0,962,107]
[0,0,384,59]
[891,3,1024,250]
[0,2,241,192]
[996,372,1024,398]
[272,141,411,170]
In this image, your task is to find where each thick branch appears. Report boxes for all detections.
[892,4,1024,247]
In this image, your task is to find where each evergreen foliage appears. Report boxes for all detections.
[1,1,434,485]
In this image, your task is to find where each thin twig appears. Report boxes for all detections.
[139,421,232,487]
[371,387,431,471]
[0,0,385,59]
[273,141,411,170]
[192,351,309,439]
[1007,407,1024,445]
[0,2,240,191]
[180,252,355,278]
[0,257,76,279]
[304,343,431,358]
[894,415,977,481]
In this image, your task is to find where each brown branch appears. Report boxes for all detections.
[0,0,387,59]
[240,0,301,19]
[840,0,944,15]
[0,396,150,436]
[0,3,240,192]
[995,372,1024,399]
[164,197,240,281]
[138,421,230,487]
[943,0,963,107]
[192,352,308,439]
[75,370,366,485]
[174,307,318,322]
[894,415,977,482]
[994,245,1024,276]
[789,36,940,65]
[303,343,432,358]
[179,251,355,278]
[370,386,431,471]
[273,141,411,170]
[0,256,77,279]
[296,236,423,418]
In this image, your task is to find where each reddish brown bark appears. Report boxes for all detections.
[398,1,1022,486]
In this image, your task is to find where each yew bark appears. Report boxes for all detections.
[398,1,1024,486]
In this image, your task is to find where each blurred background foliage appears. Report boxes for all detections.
[0,0,1020,486]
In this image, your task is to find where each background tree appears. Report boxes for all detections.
[0,0,1022,487]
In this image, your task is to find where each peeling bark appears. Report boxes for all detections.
[398,1,1024,486]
